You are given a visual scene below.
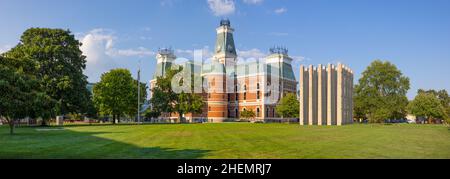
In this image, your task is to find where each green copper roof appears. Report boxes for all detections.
[215,32,237,56]
[233,62,296,81]
[282,62,296,81]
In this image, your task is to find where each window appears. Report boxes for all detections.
[228,94,230,101]
[244,92,247,100]
[208,93,211,98]
[257,83,260,90]
[257,91,260,99]
[256,108,260,117]
[208,106,211,111]
[266,107,269,117]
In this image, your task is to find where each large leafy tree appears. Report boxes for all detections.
[150,67,204,123]
[276,93,299,118]
[354,60,410,123]
[416,89,450,123]
[4,28,90,124]
[0,56,53,134]
[93,69,146,124]
[407,93,447,124]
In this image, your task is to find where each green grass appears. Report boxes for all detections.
[1,123,449,159]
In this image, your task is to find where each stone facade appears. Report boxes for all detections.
[299,64,353,125]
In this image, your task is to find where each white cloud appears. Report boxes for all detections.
[238,48,267,59]
[80,29,154,59]
[141,27,151,32]
[79,29,154,82]
[268,32,289,36]
[242,0,263,5]
[160,0,174,7]
[108,47,155,57]
[176,46,213,61]
[274,7,287,14]
[207,0,236,16]
[139,36,152,41]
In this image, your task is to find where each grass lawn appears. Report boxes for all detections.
[0,123,449,159]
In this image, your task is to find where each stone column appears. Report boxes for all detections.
[349,69,354,124]
[308,65,317,125]
[337,64,343,126]
[347,67,352,124]
[299,66,308,125]
[317,64,323,126]
[317,64,327,126]
[343,66,348,125]
[327,64,336,125]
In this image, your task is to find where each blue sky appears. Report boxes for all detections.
[1,0,449,99]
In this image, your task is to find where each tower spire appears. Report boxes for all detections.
[214,19,237,66]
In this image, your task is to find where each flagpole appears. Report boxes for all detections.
[137,60,141,124]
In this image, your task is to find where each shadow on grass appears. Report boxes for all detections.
[0,127,211,159]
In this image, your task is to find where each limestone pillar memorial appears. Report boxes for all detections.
[299,63,354,126]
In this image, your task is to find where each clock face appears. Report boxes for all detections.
[227,45,233,51]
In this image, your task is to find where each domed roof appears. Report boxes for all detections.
[220,19,231,27]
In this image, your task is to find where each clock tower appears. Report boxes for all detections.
[214,19,237,66]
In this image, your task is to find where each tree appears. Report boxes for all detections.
[240,109,256,121]
[93,69,145,124]
[354,60,410,123]
[276,93,299,119]
[150,67,204,123]
[144,109,161,121]
[0,56,51,134]
[407,93,447,124]
[418,89,450,122]
[83,93,98,119]
[4,28,90,125]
